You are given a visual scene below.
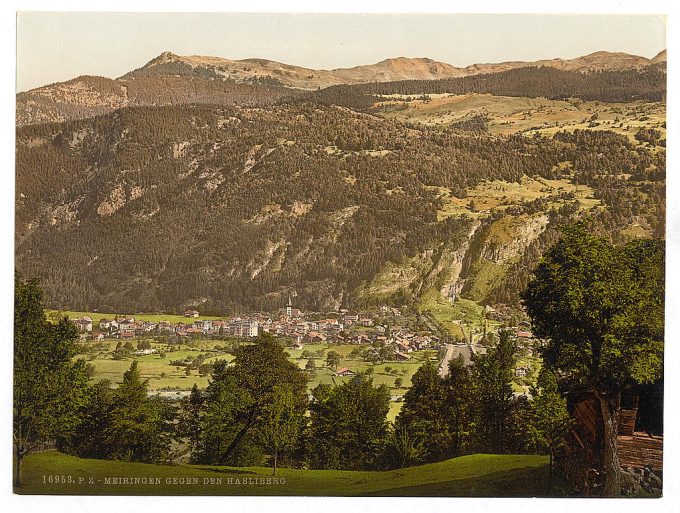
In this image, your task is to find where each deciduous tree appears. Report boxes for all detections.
[197,334,308,465]
[325,350,341,370]
[526,369,572,494]
[258,384,302,475]
[522,226,664,495]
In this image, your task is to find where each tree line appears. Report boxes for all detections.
[291,65,666,110]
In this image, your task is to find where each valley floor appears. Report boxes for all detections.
[17,451,567,497]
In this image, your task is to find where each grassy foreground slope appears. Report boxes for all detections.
[18,452,566,496]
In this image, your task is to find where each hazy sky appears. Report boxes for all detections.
[16,12,666,92]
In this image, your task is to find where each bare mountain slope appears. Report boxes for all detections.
[462,51,655,75]
[17,49,665,126]
[16,71,290,126]
[332,57,463,83]
[126,50,662,88]
[651,49,667,64]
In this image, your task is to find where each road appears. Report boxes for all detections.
[438,343,473,377]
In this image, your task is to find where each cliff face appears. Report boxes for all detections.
[480,214,549,264]
[438,220,482,301]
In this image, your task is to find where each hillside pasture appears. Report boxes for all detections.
[433,174,600,221]
[374,93,665,144]
[18,451,565,497]
[78,336,434,401]
[47,310,224,324]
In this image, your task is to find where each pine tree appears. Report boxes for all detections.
[472,330,516,453]
[307,376,390,470]
[105,361,174,462]
[395,362,451,462]
[14,275,89,488]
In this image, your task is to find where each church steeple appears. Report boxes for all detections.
[286,293,293,318]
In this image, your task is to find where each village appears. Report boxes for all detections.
[68,294,542,385]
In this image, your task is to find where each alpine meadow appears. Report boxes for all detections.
[14,14,665,498]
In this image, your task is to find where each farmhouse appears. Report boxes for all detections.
[335,368,356,377]
[343,313,359,324]
[394,351,411,361]
[75,316,93,332]
[184,310,199,318]
[395,340,412,353]
[305,332,327,343]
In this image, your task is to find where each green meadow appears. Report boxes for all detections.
[47,310,224,323]
[78,338,437,421]
[18,451,566,497]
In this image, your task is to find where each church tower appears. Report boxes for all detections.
[286,294,293,318]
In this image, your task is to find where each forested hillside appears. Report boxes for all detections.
[16,74,291,126]
[297,66,667,110]
[15,96,665,314]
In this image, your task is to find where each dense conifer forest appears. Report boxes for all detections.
[16,93,665,313]
[294,66,667,110]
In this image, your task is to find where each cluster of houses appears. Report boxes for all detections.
[72,299,440,356]
[74,315,258,340]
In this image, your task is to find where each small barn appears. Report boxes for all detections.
[558,384,663,495]
[336,368,356,377]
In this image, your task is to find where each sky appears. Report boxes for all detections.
[16,12,666,92]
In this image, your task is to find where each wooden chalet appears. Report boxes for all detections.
[558,385,663,495]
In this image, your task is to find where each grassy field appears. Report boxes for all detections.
[434,175,600,221]
[82,347,236,390]
[17,451,566,497]
[79,337,434,401]
[374,93,665,143]
[354,255,431,304]
[418,288,465,339]
[464,260,508,302]
[48,310,224,323]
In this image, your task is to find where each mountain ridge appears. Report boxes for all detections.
[122,49,663,88]
[16,49,666,127]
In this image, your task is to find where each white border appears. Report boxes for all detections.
[2,2,678,513]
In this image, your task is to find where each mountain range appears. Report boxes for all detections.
[14,49,666,319]
[17,49,666,126]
